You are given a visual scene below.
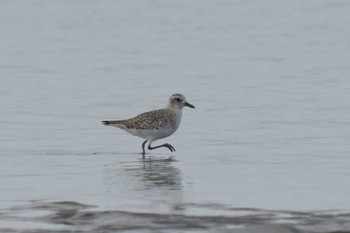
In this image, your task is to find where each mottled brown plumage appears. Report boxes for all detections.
[108,109,177,131]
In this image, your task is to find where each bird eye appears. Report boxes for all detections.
[175,98,182,102]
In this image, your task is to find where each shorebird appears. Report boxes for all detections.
[102,93,195,158]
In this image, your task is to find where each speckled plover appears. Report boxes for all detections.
[102,93,195,158]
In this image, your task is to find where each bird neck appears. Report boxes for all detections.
[167,104,183,112]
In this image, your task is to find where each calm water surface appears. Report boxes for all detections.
[1,0,350,232]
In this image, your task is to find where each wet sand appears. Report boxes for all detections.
[2,201,349,233]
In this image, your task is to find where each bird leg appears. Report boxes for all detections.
[141,140,148,158]
[148,142,176,152]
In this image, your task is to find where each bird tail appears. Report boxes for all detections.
[102,120,126,127]
[102,120,119,126]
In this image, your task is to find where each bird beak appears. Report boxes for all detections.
[185,101,195,108]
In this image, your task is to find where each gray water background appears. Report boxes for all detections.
[1,0,350,232]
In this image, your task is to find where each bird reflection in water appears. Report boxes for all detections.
[139,156,181,189]
[126,156,182,190]
[104,155,182,194]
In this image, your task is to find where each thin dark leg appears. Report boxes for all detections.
[148,142,176,152]
[141,140,147,158]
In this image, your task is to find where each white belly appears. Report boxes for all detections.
[127,127,176,141]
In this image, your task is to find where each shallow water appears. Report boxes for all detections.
[1,0,350,232]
